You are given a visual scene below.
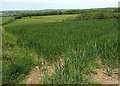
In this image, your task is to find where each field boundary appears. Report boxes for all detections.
[0,18,16,26]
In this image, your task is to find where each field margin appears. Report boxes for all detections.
[0,12,2,85]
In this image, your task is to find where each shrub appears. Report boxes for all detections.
[92,12,105,19]
[104,13,114,18]
[74,13,89,20]
[118,13,120,19]
[15,16,22,19]
[58,12,115,20]
[2,54,35,84]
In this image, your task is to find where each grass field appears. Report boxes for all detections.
[4,14,77,26]
[2,15,118,84]
[0,17,12,25]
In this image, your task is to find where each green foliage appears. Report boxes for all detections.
[15,16,22,19]
[3,55,35,84]
[4,18,118,67]
[5,8,117,18]
[3,13,118,84]
[92,12,105,19]
[40,33,118,84]
[74,12,118,20]
[2,33,37,84]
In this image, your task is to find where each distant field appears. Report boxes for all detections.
[2,14,118,84]
[0,17,12,24]
[4,14,77,26]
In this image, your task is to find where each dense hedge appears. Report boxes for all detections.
[10,8,119,22]
[74,12,119,20]
[15,16,22,19]
[12,8,118,18]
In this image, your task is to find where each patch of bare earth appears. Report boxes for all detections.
[86,56,119,84]
[40,58,55,76]
[26,66,44,84]
[25,57,64,84]
[85,69,118,84]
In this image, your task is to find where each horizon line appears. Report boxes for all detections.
[1,6,118,11]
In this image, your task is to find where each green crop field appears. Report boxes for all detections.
[2,14,118,84]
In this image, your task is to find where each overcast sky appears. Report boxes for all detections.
[0,0,119,10]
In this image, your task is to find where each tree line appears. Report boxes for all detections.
[13,8,118,20]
